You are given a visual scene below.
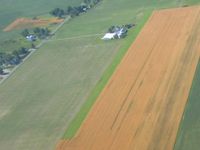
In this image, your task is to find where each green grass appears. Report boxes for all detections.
[55,0,177,39]
[0,37,121,150]
[0,0,200,150]
[0,38,35,53]
[174,61,200,150]
[184,0,200,5]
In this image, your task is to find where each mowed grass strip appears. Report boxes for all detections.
[174,61,200,150]
[63,10,152,139]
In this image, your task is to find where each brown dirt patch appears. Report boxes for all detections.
[57,6,200,150]
[3,18,64,32]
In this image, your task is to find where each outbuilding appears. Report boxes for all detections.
[26,35,37,41]
[101,33,116,40]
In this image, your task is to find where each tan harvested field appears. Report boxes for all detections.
[57,6,200,150]
[3,17,64,32]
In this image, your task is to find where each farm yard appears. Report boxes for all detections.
[57,6,200,150]
[0,0,200,150]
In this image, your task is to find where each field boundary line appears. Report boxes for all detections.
[48,33,104,42]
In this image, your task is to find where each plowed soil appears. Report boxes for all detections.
[3,18,63,32]
[57,6,200,150]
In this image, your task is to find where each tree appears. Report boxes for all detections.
[31,43,36,49]
[33,27,50,39]
[0,52,5,66]
[0,67,3,75]
[19,47,28,55]
[33,27,40,34]
[10,56,21,65]
[21,29,29,37]
[12,50,20,59]
[91,0,100,5]
[0,52,20,66]
[4,53,14,65]
[120,32,127,39]
[125,24,135,29]
[66,6,80,17]
[65,6,72,15]
[50,8,65,18]
[108,26,115,33]
[84,0,91,5]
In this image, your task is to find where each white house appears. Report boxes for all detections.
[26,35,37,41]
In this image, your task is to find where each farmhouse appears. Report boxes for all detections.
[101,26,128,40]
[26,35,37,41]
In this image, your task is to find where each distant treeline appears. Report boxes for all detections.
[50,0,102,18]
[0,47,30,74]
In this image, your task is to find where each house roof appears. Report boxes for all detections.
[101,33,116,40]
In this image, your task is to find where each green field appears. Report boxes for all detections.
[174,61,200,150]
[0,0,200,150]
[0,37,121,150]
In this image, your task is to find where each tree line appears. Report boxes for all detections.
[21,27,50,39]
[0,47,30,74]
[50,0,102,18]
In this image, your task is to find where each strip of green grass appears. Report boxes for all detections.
[174,61,200,150]
[63,10,152,139]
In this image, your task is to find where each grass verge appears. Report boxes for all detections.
[174,60,200,150]
[63,10,152,139]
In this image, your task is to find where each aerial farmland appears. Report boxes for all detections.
[57,6,200,150]
[0,0,200,150]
